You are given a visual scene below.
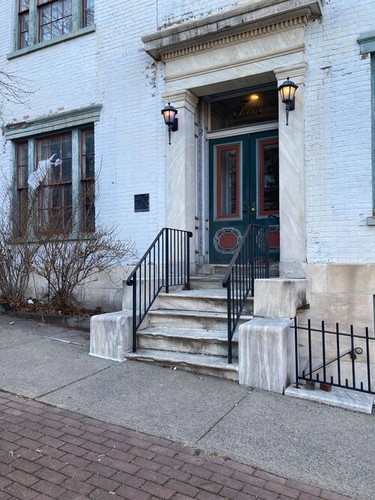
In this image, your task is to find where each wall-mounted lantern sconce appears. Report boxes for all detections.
[161,102,178,145]
[278,77,298,126]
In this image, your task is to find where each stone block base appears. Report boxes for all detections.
[254,278,308,318]
[238,317,293,393]
[90,310,133,362]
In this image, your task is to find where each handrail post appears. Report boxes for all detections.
[227,279,232,364]
[250,227,255,293]
[265,225,270,278]
[294,317,299,387]
[186,232,192,289]
[132,281,137,352]
[165,228,169,293]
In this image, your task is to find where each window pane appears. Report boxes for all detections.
[52,1,63,20]
[61,135,72,157]
[259,140,279,215]
[84,156,95,178]
[19,0,29,12]
[20,31,29,49]
[20,13,29,31]
[41,7,52,24]
[41,25,52,42]
[52,186,62,208]
[63,17,72,33]
[64,0,72,15]
[52,19,63,37]
[62,160,72,182]
[215,144,240,218]
[18,142,28,166]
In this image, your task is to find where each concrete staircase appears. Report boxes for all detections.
[125,268,254,380]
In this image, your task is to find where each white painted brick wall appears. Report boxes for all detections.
[304,0,375,263]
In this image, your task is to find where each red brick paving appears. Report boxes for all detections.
[0,391,352,499]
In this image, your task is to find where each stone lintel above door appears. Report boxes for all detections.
[142,0,323,61]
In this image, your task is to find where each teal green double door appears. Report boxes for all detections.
[209,130,279,264]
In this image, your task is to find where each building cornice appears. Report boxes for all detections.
[142,0,323,61]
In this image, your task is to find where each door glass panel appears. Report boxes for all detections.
[259,139,279,216]
[215,143,241,219]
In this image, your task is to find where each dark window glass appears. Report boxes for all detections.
[16,142,29,235]
[36,132,73,232]
[81,128,95,231]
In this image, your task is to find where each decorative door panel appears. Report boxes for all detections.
[209,131,279,264]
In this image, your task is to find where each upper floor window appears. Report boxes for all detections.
[38,0,73,43]
[16,0,94,51]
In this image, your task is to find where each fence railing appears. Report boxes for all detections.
[293,318,375,394]
[222,224,269,364]
[126,228,193,352]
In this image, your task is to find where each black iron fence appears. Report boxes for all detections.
[126,228,193,352]
[294,318,375,395]
[222,224,269,364]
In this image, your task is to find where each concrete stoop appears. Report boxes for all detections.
[285,384,375,414]
[124,278,253,381]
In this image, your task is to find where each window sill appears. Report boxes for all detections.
[7,25,95,60]
[366,216,375,226]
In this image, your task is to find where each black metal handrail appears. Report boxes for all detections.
[306,347,363,378]
[126,228,193,352]
[222,224,269,364]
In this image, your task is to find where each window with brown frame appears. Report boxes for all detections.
[38,0,73,42]
[16,0,94,50]
[15,126,95,235]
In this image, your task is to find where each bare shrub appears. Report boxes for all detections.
[0,183,38,306]
[0,175,136,312]
[32,222,136,311]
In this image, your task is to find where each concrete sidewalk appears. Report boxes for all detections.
[0,316,373,498]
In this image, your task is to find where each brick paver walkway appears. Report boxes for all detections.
[0,391,351,500]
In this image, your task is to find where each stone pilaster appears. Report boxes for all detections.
[274,64,307,278]
[162,90,199,234]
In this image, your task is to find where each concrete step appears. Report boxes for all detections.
[138,326,238,357]
[195,264,228,276]
[125,349,238,381]
[157,289,253,315]
[147,308,253,331]
[190,275,224,290]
